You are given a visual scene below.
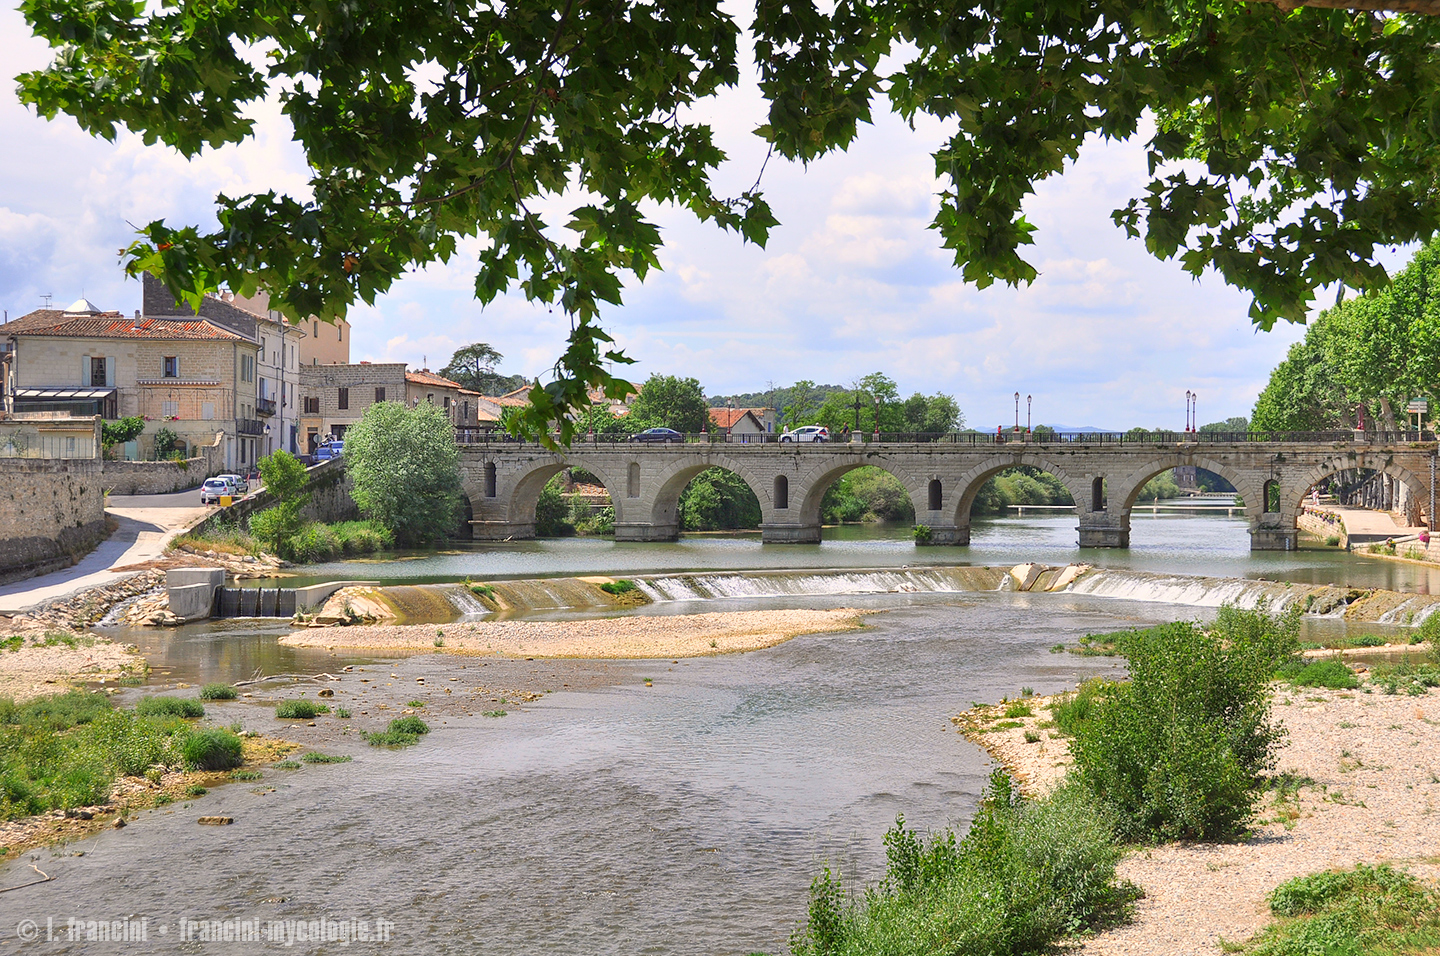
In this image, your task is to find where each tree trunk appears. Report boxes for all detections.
[1378,396,1398,432]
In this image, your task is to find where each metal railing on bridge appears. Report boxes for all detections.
[453,428,1435,447]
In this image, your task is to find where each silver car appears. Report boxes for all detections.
[200,477,233,504]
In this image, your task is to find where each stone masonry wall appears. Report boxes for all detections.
[187,457,357,539]
[0,458,106,584]
[100,433,227,495]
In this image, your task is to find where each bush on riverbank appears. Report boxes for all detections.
[274,700,329,719]
[135,696,205,719]
[180,729,244,771]
[788,773,1131,956]
[971,467,1075,516]
[821,467,914,524]
[1071,605,1299,840]
[1245,865,1440,955]
[364,716,430,747]
[1275,659,1358,689]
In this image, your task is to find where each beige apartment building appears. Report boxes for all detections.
[2,299,262,468]
[145,274,306,457]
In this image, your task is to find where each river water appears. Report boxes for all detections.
[1,511,1426,954]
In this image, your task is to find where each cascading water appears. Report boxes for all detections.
[633,567,1008,603]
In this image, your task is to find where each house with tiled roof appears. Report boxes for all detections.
[2,298,262,469]
[709,406,769,438]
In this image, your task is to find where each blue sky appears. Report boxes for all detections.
[1,8,1395,431]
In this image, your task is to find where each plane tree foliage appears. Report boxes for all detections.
[440,342,528,395]
[17,0,1440,443]
[1252,238,1440,431]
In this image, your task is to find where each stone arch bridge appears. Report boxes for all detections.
[459,435,1438,550]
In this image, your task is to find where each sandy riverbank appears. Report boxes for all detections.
[279,608,873,658]
[959,685,1440,954]
[0,634,146,701]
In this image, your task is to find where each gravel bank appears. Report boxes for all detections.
[961,686,1440,954]
[279,608,872,659]
[0,636,145,701]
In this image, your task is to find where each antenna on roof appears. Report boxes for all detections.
[41,294,52,309]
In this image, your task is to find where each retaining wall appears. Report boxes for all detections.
[0,458,107,584]
[188,457,357,538]
[101,433,227,495]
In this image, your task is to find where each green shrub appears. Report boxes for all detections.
[1071,605,1298,841]
[198,683,238,701]
[788,773,1128,956]
[181,730,244,771]
[1248,865,1440,955]
[248,502,306,555]
[1003,701,1033,718]
[283,523,342,563]
[1275,659,1359,689]
[364,715,430,747]
[331,520,395,554]
[274,700,329,719]
[1049,678,1115,737]
[912,523,933,544]
[135,696,205,719]
[300,752,352,764]
[598,579,636,595]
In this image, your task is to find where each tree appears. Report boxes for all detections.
[345,401,462,545]
[20,0,1440,440]
[628,375,710,433]
[1197,417,1250,434]
[441,343,529,395]
[249,451,311,553]
[100,416,145,451]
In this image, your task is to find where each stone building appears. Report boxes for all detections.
[297,362,408,453]
[144,274,306,457]
[2,299,261,469]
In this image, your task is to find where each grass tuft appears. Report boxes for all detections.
[274,700,329,719]
[181,730,244,771]
[135,696,205,719]
[197,683,238,701]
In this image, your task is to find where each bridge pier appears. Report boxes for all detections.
[1249,527,1298,551]
[760,522,822,544]
[615,521,680,542]
[471,520,535,541]
[1077,516,1130,548]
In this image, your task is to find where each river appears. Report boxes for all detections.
[1,510,1426,954]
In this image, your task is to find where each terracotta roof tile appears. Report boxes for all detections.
[4,310,251,342]
[405,369,467,389]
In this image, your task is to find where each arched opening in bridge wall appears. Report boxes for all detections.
[928,479,942,512]
[496,460,623,539]
[774,475,789,511]
[816,465,918,525]
[1263,480,1280,513]
[1292,457,1430,540]
[627,462,640,498]
[1091,477,1105,512]
[483,462,497,498]
[646,459,769,536]
[960,465,1078,521]
[1115,459,1260,551]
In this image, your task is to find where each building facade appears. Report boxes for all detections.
[3,300,261,469]
[297,362,408,453]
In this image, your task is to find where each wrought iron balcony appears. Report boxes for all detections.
[237,419,265,436]
[257,397,277,417]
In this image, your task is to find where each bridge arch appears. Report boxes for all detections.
[645,455,772,537]
[950,453,1085,526]
[462,454,626,539]
[1291,453,1430,528]
[1111,456,1267,549]
[789,456,932,540]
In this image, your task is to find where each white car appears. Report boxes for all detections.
[780,425,830,443]
[216,473,249,495]
[200,477,234,504]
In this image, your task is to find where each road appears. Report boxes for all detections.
[0,486,214,614]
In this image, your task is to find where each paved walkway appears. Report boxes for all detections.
[0,487,213,614]
[1309,503,1425,544]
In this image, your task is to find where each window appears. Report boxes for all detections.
[774,475,789,510]
[240,354,255,383]
[375,386,385,402]
[338,323,343,341]
[484,462,497,498]
[162,400,179,418]
[928,479,942,511]
[90,357,107,386]
[443,395,451,410]
[338,387,349,410]
[313,321,318,337]
[1091,477,1106,512]
[162,355,179,378]
[304,396,319,414]
[202,402,215,420]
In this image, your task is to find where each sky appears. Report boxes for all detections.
[0,9,1404,431]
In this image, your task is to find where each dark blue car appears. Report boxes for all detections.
[628,428,684,444]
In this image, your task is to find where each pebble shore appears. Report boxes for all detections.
[279,608,874,658]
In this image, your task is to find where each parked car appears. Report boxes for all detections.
[629,427,684,444]
[217,473,249,495]
[314,440,344,461]
[780,425,830,443]
[200,477,234,504]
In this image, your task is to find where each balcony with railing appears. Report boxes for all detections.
[237,419,265,436]
[257,397,277,417]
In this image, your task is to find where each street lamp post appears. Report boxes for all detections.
[1026,394,1032,433]
[1014,391,1020,432]
[1185,390,1192,432]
